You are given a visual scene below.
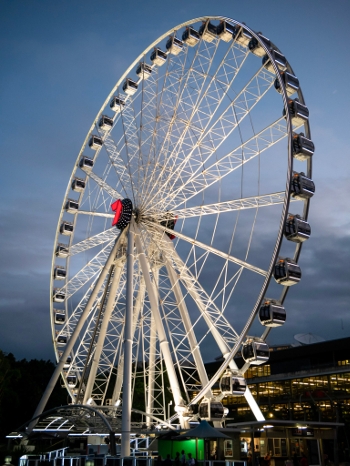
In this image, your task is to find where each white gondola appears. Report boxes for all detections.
[166,36,183,55]
[235,27,253,47]
[56,334,67,345]
[274,71,299,96]
[274,257,301,286]
[198,398,224,420]
[248,33,270,57]
[182,27,200,47]
[242,339,270,365]
[79,156,94,172]
[262,49,287,73]
[122,78,139,95]
[65,199,79,214]
[220,370,247,396]
[54,266,66,280]
[259,299,286,327]
[291,172,315,201]
[284,214,311,243]
[99,115,114,131]
[89,134,103,150]
[217,21,236,42]
[150,48,167,66]
[67,374,77,388]
[292,132,315,161]
[110,96,126,113]
[198,20,217,43]
[284,99,309,126]
[55,243,69,258]
[54,309,66,325]
[60,221,73,236]
[53,288,65,303]
[58,352,71,368]
[136,62,153,80]
[71,177,86,192]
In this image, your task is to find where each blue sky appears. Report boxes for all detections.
[0,0,349,361]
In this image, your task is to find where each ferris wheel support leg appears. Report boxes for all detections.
[164,238,265,420]
[134,224,187,428]
[30,231,126,432]
[146,280,157,427]
[112,279,145,406]
[165,259,212,399]
[83,255,126,405]
[121,221,135,458]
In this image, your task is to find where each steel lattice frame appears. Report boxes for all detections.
[37,16,313,448]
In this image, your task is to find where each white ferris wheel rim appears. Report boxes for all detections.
[49,16,312,423]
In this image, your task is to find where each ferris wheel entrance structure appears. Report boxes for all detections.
[33,16,315,456]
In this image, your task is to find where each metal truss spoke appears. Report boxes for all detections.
[69,228,118,256]
[82,168,122,200]
[147,221,267,277]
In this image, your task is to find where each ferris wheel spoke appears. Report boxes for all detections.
[81,168,122,201]
[149,228,239,341]
[151,65,276,209]
[77,210,114,218]
[148,221,267,277]
[142,36,223,205]
[165,116,303,209]
[149,191,293,220]
[144,42,250,205]
[56,240,116,301]
[69,228,117,256]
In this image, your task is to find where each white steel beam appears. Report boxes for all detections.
[121,221,135,457]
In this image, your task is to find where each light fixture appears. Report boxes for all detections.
[263,425,274,429]
[4,456,12,464]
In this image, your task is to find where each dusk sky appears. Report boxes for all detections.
[0,0,349,362]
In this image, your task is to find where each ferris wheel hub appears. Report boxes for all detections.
[111,198,133,230]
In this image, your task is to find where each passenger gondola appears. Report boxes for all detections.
[274,258,301,286]
[89,135,103,150]
[99,115,114,131]
[274,71,299,96]
[292,132,315,161]
[217,21,236,42]
[248,33,270,57]
[122,78,138,95]
[71,177,86,192]
[65,199,79,214]
[67,374,77,388]
[283,99,309,126]
[284,214,311,243]
[259,299,286,327]
[79,156,94,172]
[55,243,69,258]
[54,310,66,325]
[58,352,71,368]
[60,221,73,236]
[136,62,153,79]
[262,49,287,73]
[182,27,200,47]
[235,27,253,47]
[290,172,315,201]
[198,20,217,43]
[53,288,65,303]
[56,334,67,345]
[110,96,126,113]
[220,370,247,396]
[242,339,269,365]
[54,266,67,280]
[198,398,224,420]
[150,48,167,66]
[166,36,183,55]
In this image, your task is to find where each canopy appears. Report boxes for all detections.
[173,420,230,440]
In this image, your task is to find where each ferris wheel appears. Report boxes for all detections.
[42,16,315,439]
